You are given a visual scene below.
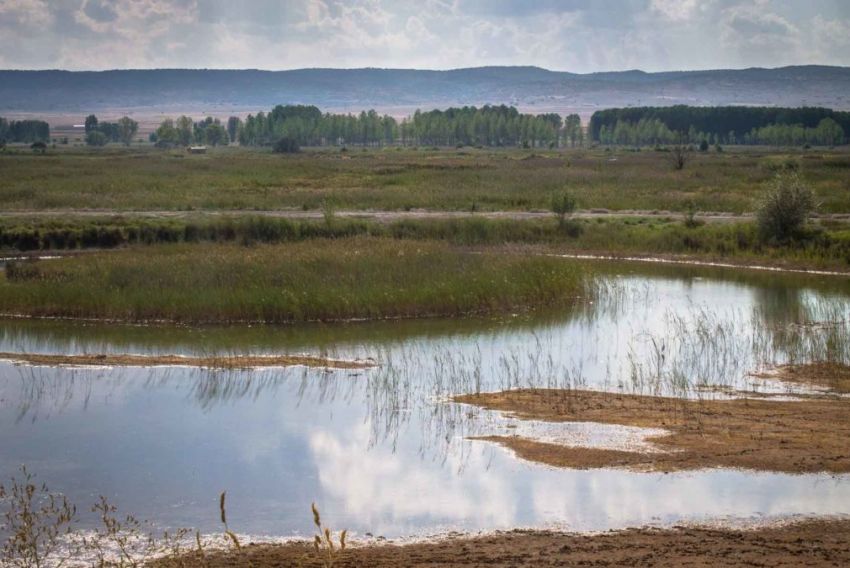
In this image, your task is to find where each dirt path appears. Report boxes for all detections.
[3,208,850,223]
[153,518,850,567]
[0,352,374,370]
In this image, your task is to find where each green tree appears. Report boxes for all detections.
[175,116,193,146]
[84,114,99,133]
[116,116,139,146]
[154,119,178,147]
[227,117,241,143]
[205,123,228,146]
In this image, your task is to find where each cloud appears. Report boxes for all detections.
[0,0,848,71]
[650,0,700,22]
[0,0,53,27]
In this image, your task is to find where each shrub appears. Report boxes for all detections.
[668,138,690,170]
[85,131,108,147]
[551,191,577,225]
[273,137,300,153]
[756,173,818,243]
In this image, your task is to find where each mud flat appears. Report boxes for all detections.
[452,363,850,474]
[752,362,850,395]
[154,518,850,567]
[0,352,374,370]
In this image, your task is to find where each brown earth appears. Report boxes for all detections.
[153,518,850,567]
[0,352,373,370]
[752,362,850,394]
[452,369,850,474]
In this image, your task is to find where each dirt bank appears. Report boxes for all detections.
[453,366,850,473]
[0,352,374,370]
[152,518,850,567]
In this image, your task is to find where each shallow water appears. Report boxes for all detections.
[0,260,849,539]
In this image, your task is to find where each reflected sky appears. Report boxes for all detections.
[0,261,849,538]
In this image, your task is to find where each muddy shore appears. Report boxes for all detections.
[453,365,850,474]
[0,352,374,370]
[152,518,850,567]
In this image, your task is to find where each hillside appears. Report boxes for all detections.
[1,65,849,118]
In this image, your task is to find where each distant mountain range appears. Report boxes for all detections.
[1,65,849,119]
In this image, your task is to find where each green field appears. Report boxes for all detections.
[1,145,849,213]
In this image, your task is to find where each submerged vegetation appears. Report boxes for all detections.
[0,238,589,323]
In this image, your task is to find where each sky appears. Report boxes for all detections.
[0,0,849,72]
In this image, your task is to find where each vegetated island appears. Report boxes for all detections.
[0,238,589,324]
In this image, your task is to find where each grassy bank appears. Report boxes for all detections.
[3,215,849,270]
[0,239,588,323]
[1,145,849,213]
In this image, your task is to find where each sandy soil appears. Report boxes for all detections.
[152,518,850,567]
[453,366,850,474]
[0,352,374,370]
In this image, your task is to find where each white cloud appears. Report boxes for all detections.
[650,0,700,22]
[0,0,848,71]
[0,0,53,27]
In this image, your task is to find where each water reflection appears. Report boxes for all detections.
[0,260,849,537]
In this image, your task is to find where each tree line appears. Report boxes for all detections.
[156,105,584,149]
[596,116,845,147]
[590,105,849,146]
[0,118,50,143]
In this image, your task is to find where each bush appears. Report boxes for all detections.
[756,173,818,243]
[273,137,300,153]
[85,131,108,147]
[551,191,577,225]
[30,141,47,154]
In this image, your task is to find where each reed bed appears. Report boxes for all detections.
[0,238,589,324]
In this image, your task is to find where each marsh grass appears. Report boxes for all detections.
[2,146,850,213]
[0,238,588,323]
[3,214,849,270]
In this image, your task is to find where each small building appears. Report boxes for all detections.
[188,146,207,154]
